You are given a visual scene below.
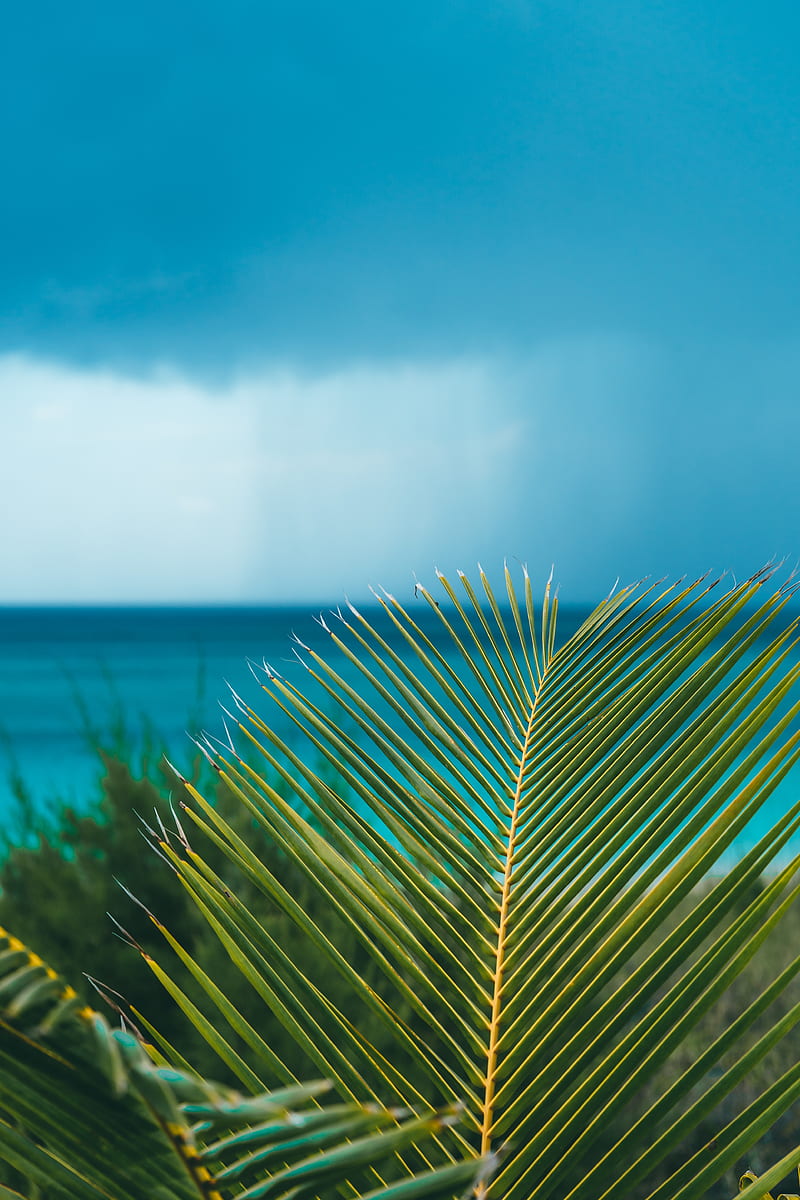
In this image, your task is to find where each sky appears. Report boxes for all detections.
[3,0,800,603]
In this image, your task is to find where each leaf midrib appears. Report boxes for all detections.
[479,679,544,1173]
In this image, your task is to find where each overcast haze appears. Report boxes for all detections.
[3,2,799,602]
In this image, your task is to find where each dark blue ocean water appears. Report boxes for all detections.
[0,604,798,866]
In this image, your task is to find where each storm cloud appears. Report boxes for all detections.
[2,1,799,600]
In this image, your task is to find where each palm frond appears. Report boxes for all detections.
[0,929,489,1199]
[146,565,800,1198]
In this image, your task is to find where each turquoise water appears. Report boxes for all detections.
[0,603,798,868]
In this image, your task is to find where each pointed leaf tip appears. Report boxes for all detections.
[162,757,185,785]
[291,646,311,670]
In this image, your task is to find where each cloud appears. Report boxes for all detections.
[3,334,798,605]
[1,357,258,601]
[0,354,531,602]
[3,2,800,373]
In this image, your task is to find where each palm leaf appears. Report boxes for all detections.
[0,929,490,1199]
[141,564,800,1198]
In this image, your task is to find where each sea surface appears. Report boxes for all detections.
[0,604,798,866]
[0,604,410,819]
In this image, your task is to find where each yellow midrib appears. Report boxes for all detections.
[477,686,541,1187]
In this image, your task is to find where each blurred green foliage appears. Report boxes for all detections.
[0,745,401,1086]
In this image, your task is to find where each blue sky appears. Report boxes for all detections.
[3,1,799,602]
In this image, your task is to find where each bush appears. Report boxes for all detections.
[0,747,396,1083]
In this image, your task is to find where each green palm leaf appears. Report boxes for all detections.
[146,565,800,1198]
[0,929,489,1199]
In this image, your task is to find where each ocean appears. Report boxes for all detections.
[0,604,383,818]
[0,603,798,865]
